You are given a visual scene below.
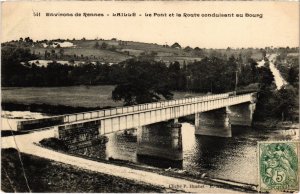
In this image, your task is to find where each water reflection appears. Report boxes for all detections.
[137,155,183,169]
[72,122,295,185]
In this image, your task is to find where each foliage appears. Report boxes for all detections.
[184,46,193,52]
[273,86,298,121]
[187,56,238,93]
[253,65,298,121]
[1,45,37,86]
[168,61,187,90]
[39,137,69,151]
[112,59,173,105]
[94,41,100,48]
[101,42,108,49]
[276,55,299,88]
[171,42,181,48]
[2,44,262,93]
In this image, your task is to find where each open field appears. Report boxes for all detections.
[287,53,299,57]
[31,47,131,63]
[71,39,190,55]
[1,148,165,192]
[29,39,264,65]
[2,85,204,109]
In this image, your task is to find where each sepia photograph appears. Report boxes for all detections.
[1,1,299,193]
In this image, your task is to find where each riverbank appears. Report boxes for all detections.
[1,89,298,192]
[1,129,243,193]
[1,102,107,115]
[254,119,299,129]
[1,148,166,193]
[1,86,202,110]
[37,137,257,192]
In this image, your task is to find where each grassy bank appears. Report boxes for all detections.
[2,85,203,109]
[1,148,165,192]
[1,85,122,108]
[1,102,105,115]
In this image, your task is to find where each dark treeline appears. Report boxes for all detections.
[2,44,299,121]
[253,48,299,122]
[275,50,299,89]
[2,44,257,92]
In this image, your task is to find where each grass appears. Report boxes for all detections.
[28,39,264,65]
[32,47,131,63]
[32,39,198,65]
[1,148,165,192]
[2,85,204,109]
[2,85,122,108]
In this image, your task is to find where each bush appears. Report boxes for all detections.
[40,138,68,151]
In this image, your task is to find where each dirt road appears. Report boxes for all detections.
[1,129,242,193]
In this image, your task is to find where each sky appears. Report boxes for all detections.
[1,1,299,48]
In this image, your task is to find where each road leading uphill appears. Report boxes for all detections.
[267,54,288,90]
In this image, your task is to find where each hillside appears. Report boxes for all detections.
[5,38,264,65]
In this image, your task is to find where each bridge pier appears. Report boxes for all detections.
[226,102,256,126]
[137,121,183,161]
[194,108,232,137]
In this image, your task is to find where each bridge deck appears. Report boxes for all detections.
[17,92,256,131]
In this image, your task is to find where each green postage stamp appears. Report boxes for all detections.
[258,141,299,192]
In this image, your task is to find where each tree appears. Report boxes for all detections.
[1,45,37,86]
[44,50,50,59]
[257,66,274,88]
[168,61,186,90]
[112,59,173,105]
[101,42,108,49]
[194,47,201,51]
[171,42,181,49]
[24,37,33,43]
[59,48,64,58]
[288,66,299,87]
[109,45,117,51]
[194,47,204,57]
[184,46,193,52]
[260,48,267,57]
[274,86,297,121]
[94,42,100,48]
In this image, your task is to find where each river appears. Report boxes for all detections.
[2,110,298,186]
[71,121,298,186]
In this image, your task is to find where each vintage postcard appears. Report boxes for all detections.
[1,1,299,193]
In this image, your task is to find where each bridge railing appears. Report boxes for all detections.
[17,92,250,130]
[62,92,230,122]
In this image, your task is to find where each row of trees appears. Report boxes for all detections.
[2,45,257,91]
[2,44,298,121]
[253,50,299,122]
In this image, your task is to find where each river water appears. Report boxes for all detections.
[71,121,298,186]
[2,110,298,185]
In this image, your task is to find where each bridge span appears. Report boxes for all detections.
[17,92,257,160]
